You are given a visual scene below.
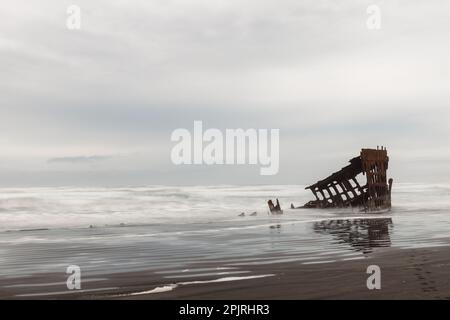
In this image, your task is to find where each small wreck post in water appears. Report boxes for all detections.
[302,147,393,212]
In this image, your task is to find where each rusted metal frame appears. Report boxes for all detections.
[303,148,391,210]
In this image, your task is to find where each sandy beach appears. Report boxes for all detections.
[118,247,450,300]
[2,246,450,299]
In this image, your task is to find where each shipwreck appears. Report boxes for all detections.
[301,147,393,212]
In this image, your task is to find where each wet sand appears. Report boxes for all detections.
[2,246,450,300]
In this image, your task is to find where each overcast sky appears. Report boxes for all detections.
[1,0,450,186]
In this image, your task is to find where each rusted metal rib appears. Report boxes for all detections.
[303,147,392,211]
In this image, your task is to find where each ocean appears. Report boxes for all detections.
[1,183,450,296]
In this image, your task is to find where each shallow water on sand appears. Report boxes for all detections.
[1,183,450,295]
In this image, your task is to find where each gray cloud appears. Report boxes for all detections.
[47,155,113,164]
[1,0,450,185]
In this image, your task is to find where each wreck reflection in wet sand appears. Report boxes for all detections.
[313,218,393,254]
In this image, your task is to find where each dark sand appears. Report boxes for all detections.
[2,246,450,300]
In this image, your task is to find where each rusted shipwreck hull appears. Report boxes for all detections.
[303,147,393,211]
